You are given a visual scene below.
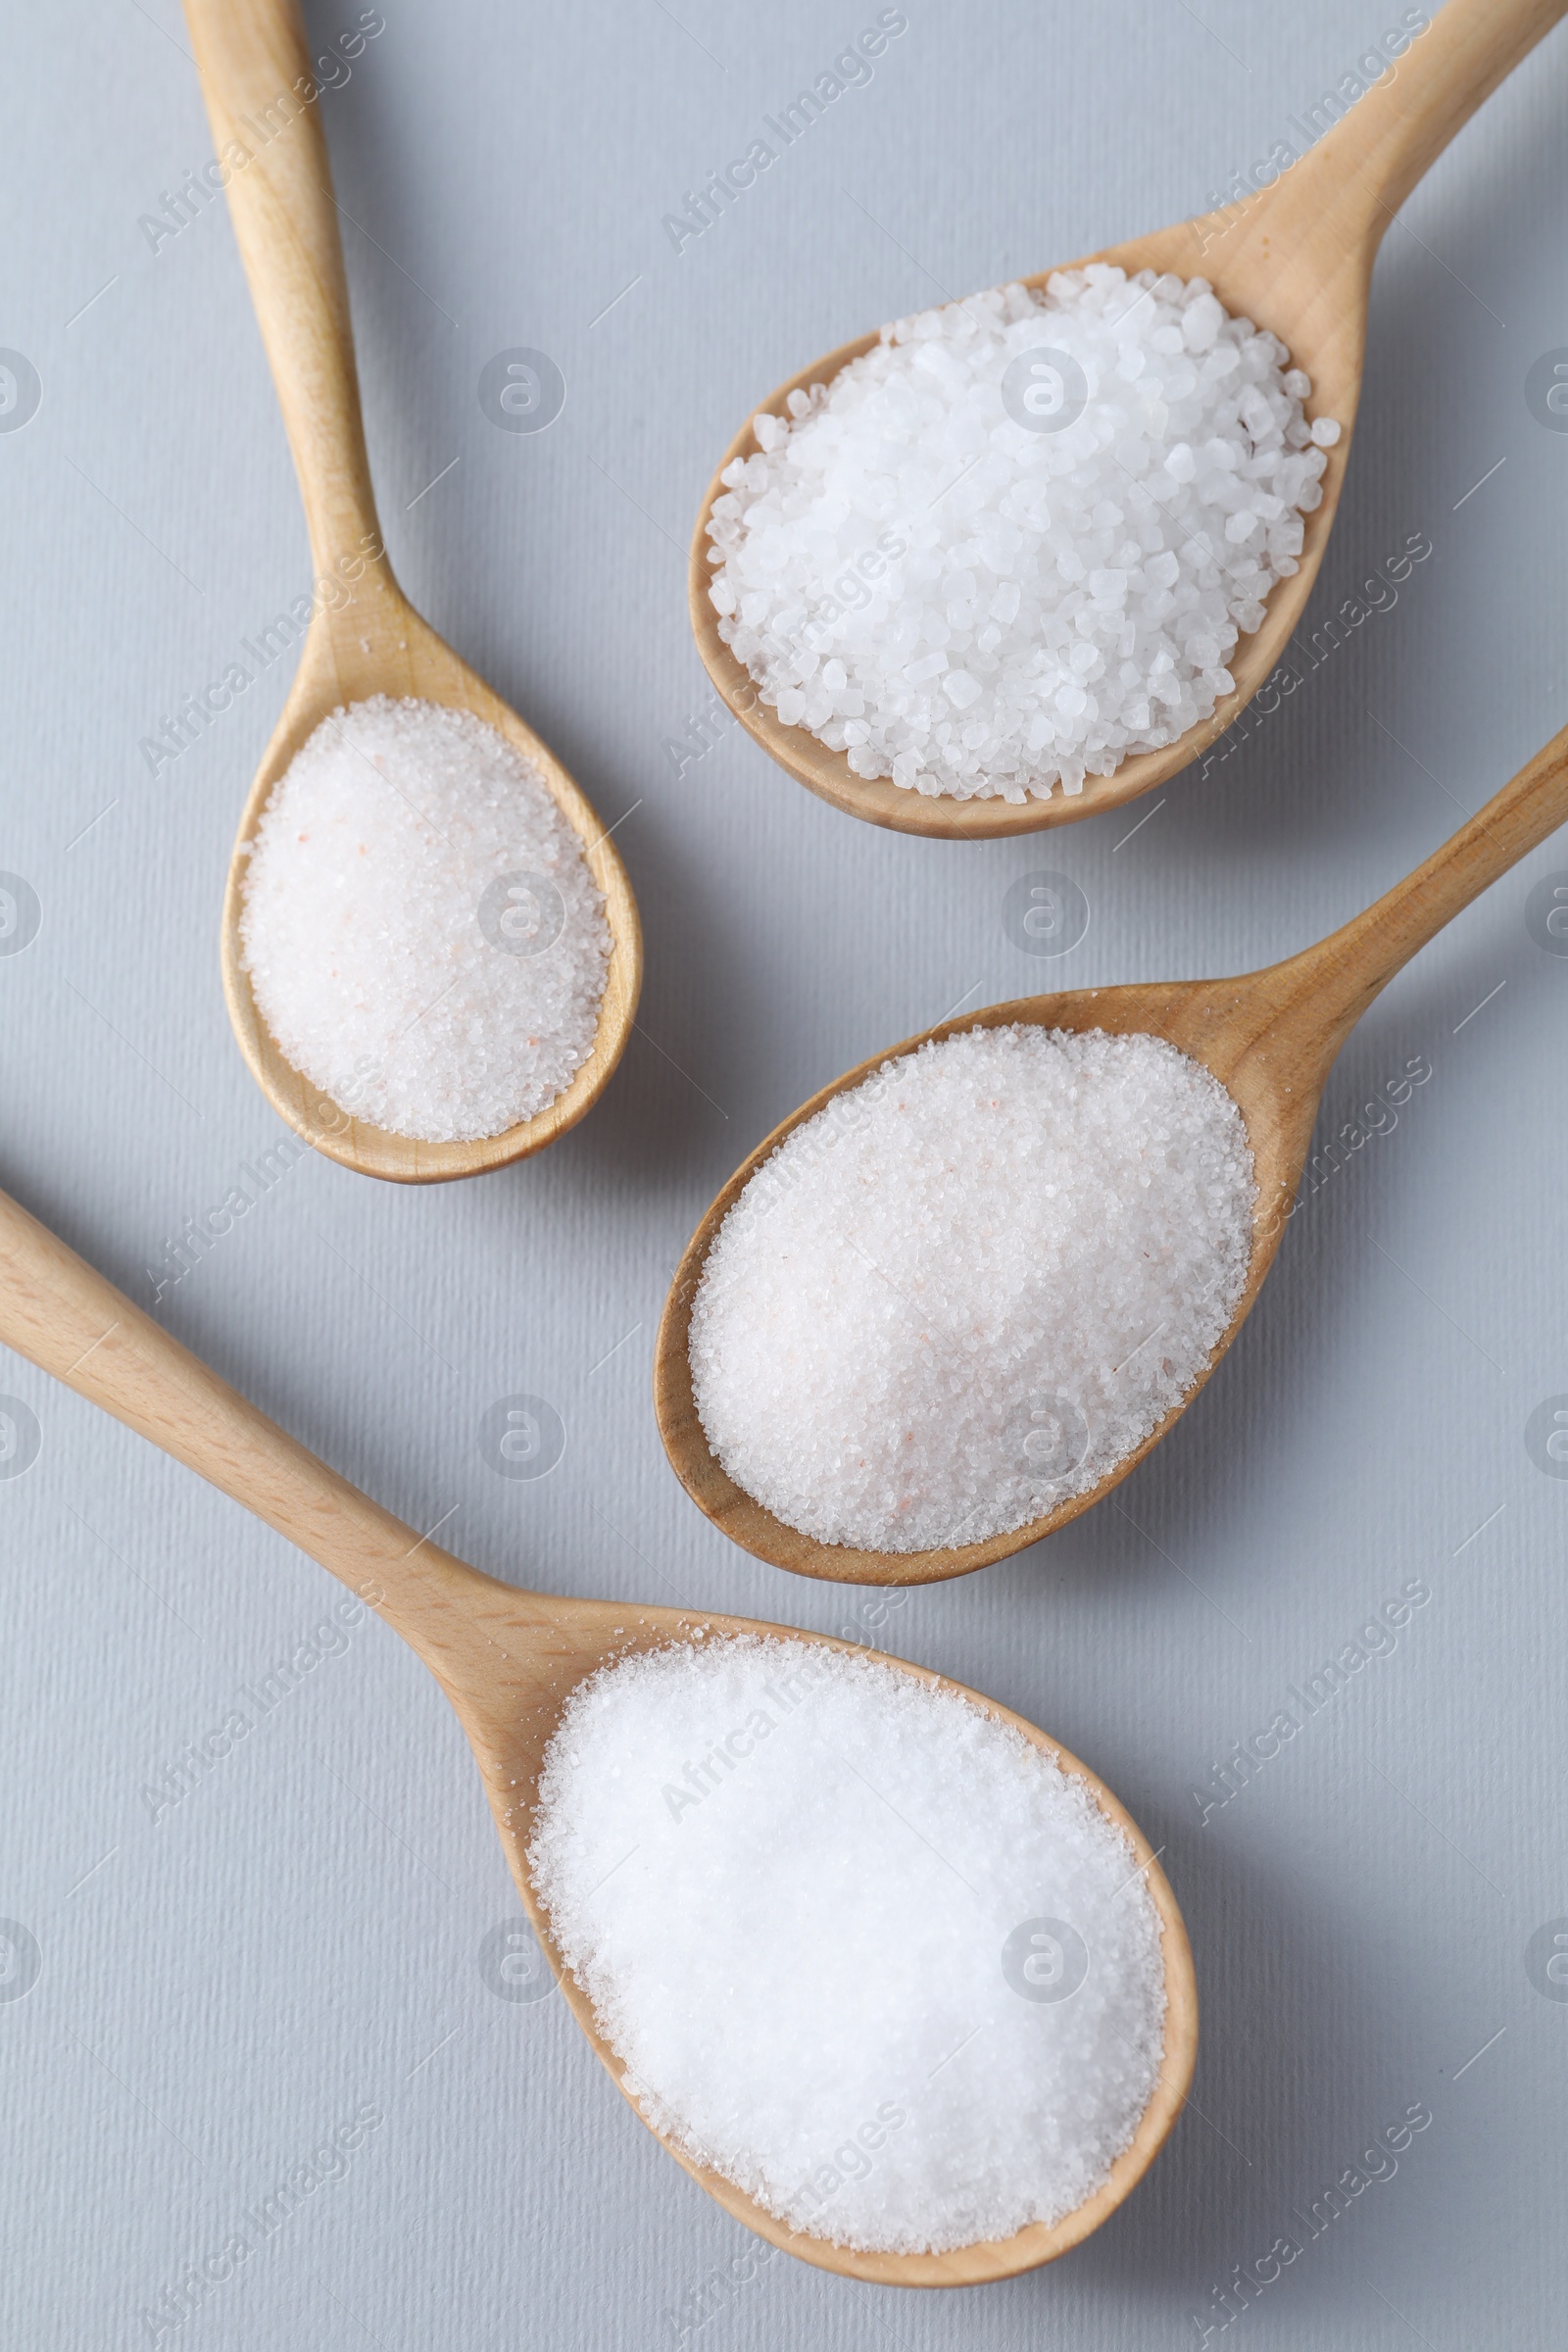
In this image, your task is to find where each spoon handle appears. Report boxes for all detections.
[1278,721,1568,1054]
[182,0,388,582]
[0,1182,497,1653]
[1307,0,1566,229]
[1213,0,1565,328]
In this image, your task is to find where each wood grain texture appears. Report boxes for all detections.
[0,1182,1195,2286]
[688,0,1566,837]
[183,0,641,1180]
[655,726,1568,1583]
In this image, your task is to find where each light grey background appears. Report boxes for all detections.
[1,1,1566,2344]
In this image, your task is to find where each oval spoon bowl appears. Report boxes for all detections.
[688,221,1355,842]
[221,590,642,1183]
[498,1614,1199,2285]
[656,973,1311,1582]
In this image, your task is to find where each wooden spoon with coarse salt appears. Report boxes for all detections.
[690,0,1565,836]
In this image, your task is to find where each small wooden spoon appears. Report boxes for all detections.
[184,0,641,1181]
[0,1187,1195,2284]
[690,0,1565,839]
[657,727,1568,1585]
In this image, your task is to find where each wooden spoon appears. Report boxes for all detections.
[183,0,641,1181]
[690,0,1564,839]
[0,1186,1195,2284]
[657,727,1568,1584]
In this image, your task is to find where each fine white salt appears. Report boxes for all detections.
[529,1634,1167,2255]
[691,1025,1254,1552]
[240,696,611,1142]
[707,267,1340,802]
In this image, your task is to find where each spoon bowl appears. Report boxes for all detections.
[656,726,1568,1582]
[0,1183,1195,2285]
[221,587,642,1183]
[690,0,1564,838]
[188,0,641,1179]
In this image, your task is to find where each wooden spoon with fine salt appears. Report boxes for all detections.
[656,726,1568,1583]
[0,1185,1195,2285]
[184,0,641,1180]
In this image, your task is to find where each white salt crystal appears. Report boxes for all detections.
[690,1025,1254,1552]
[529,1634,1168,2255]
[708,269,1337,802]
[239,696,611,1143]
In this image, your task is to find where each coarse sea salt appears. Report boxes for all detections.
[529,1634,1167,2255]
[707,267,1340,802]
[239,696,611,1143]
[690,1025,1254,1553]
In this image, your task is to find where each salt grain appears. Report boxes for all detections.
[707,268,1335,802]
[691,1026,1254,1552]
[529,1634,1167,2254]
[239,696,611,1142]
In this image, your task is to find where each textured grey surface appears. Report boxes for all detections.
[1,1,1566,2344]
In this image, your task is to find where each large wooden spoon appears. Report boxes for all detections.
[656,726,1568,1584]
[0,1187,1194,2285]
[184,0,642,1180]
[690,0,1564,838]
